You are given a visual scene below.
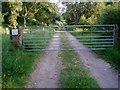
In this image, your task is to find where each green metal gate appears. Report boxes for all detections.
[22,24,118,51]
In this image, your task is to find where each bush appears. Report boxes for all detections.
[80,15,87,25]
[97,4,120,25]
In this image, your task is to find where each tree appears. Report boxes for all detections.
[62,2,99,25]
[2,2,22,28]
[33,2,59,26]
[20,2,38,27]
[2,2,60,27]
[97,2,120,25]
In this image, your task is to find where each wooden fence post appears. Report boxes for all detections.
[10,26,23,47]
[18,26,23,46]
[114,24,118,48]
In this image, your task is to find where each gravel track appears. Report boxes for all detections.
[65,31,118,88]
[26,29,119,88]
[26,31,61,88]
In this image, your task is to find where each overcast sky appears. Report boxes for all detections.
[50,0,119,14]
[50,0,119,2]
[50,0,67,15]
[50,0,59,3]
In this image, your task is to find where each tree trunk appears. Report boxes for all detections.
[24,16,26,28]
[47,23,49,26]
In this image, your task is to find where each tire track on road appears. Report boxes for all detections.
[26,31,61,88]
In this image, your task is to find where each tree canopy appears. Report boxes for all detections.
[2,2,60,28]
[2,1,120,29]
[62,2,119,26]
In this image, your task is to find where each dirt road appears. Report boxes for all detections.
[26,29,118,88]
[26,31,61,88]
[65,31,118,88]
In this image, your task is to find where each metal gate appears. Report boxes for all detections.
[22,24,117,51]
[22,26,58,51]
[66,24,117,50]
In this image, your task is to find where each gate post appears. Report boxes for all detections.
[10,26,23,47]
[18,26,23,46]
[114,24,118,48]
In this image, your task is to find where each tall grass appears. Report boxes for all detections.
[2,27,55,87]
[96,45,120,70]
[2,34,39,88]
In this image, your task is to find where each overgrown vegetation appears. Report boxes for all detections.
[2,34,39,88]
[60,32,99,88]
[2,25,55,87]
[62,2,119,25]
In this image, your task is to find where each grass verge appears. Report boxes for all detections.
[95,46,120,70]
[60,32,100,88]
[2,34,39,88]
[2,27,55,87]
[70,29,120,70]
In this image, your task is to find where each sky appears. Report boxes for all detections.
[50,0,119,14]
[50,0,67,14]
[50,0,119,2]
[50,0,59,3]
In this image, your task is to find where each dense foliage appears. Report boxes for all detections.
[62,2,120,37]
[97,3,120,25]
[62,2,119,26]
[2,2,60,28]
